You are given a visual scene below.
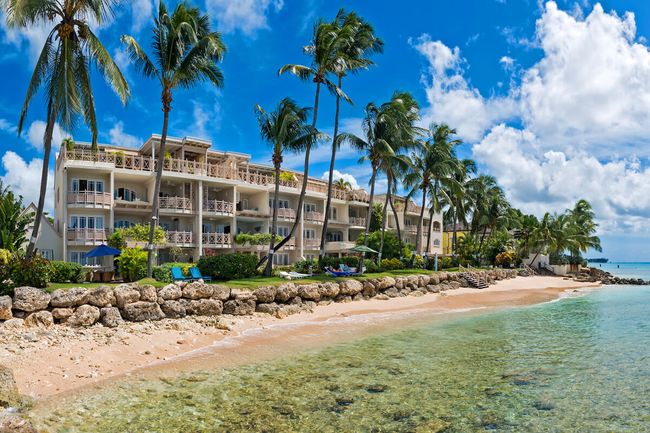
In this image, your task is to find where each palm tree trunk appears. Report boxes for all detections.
[146,91,171,277]
[452,208,458,255]
[264,162,281,276]
[319,75,343,266]
[477,225,488,264]
[416,185,427,255]
[26,100,56,259]
[426,208,433,253]
[272,81,321,254]
[378,187,390,263]
[388,187,403,258]
[359,166,377,273]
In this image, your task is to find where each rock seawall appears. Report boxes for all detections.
[0,270,520,329]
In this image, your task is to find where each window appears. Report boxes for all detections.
[329,207,337,220]
[72,179,104,193]
[40,249,54,260]
[114,220,134,229]
[70,216,104,230]
[69,251,99,266]
[115,187,137,202]
[305,254,316,261]
[433,222,441,232]
[304,203,316,213]
[277,226,289,237]
[269,198,290,209]
[202,223,213,233]
[303,229,316,239]
[273,253,290,266]
[433,239,441,247]
[326,231,343,242]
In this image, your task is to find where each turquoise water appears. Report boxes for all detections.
[32,286,650,432]
[599,262,650,280]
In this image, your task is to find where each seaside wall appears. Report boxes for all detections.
[0,269,521,328]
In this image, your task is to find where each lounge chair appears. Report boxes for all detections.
[340,264,358,274]
[171,266,188,282]
[325,266,359,277]
[289,271,311,279]
[189,267,212,282]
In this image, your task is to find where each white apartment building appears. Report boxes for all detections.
[52,135,443,266]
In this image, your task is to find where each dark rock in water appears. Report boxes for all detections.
[0,365,23,409]
[534,399,555,411]
[414,420,451,433]
[366,384,388,393]
[335,397,354,407]
[392,409,415,421]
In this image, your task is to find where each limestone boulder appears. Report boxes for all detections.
[161,300,186,319]
[338,279,363,296]
[157,284,182,300]
[1,318,23,329]
[0,364,22,409]
[182,281,213,300]
[100,307,123,328]
[50,287,89,308]
[186,299,223,316]
[256,303,279,315]
[24,311,54,328]
[114,285,140,309]
[253,286,276,303]
[122,302,164,322]
[429,274,440,285]
[394,278,405,290]
[137,284,158,302]
[377,276,396,290]
[419,275,431,287]
[67,305,101,327]
[384,288,400,298]
[223,299,255,316]
[87,286,116,307]
[51,308,74,321]
[0,295,12,321]
[297,284,320,301]
[0,416,37,433]
[275,283,297,303]
[12,287,50,312]
[210,285,231,301]
[374,294,390,300]
[320,282,340,298]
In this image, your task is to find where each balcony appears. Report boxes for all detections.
[202,199,234,215]
[67,191,112,207]
[325,241,356,252]
[166,231,193,246]
[159,196,193,213]
[67,228,108,244]
[202,232,232,248]
[276,208,296,221]
[405,226,419,234]
[349,217,366,227]
[304,211,324,223]
[303,238,321,249]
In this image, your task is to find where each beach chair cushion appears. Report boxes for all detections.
[190,267,212,281]
[171,267,187,281]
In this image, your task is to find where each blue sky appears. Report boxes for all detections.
[2,0,650,260]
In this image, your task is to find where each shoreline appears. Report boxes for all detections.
[0,276,600,403]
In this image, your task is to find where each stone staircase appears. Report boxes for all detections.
[461,272,489,289]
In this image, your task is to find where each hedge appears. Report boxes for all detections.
[197,253,258,281]
[50,261,84,283]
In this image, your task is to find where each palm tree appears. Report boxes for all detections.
[0,181,34,252]
[275,18,348,255]
[319,10,383,264]
[5,0,129,258]
[121,1,226,277]
[255,98,319,276]
[334,178,352,190]
[567,199,601,258]
[445,158,476,255]
[467,174,510,259]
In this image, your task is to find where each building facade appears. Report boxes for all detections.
[52,135,443,265]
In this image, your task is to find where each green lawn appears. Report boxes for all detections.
[46,269,457,291]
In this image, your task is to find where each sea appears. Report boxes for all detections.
[29,266,650,432]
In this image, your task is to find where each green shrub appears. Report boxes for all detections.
[363,259,381,273]
[318,255,360,270]
[234,233,281,246]
[8,254,51,289]
[293,259,316,274]
[117,248,148,282]
[197,253,258,281]
[50,261,84,283]
[152,262,193,283]
[381,257,404,271]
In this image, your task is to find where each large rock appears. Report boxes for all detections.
[0,295,12,321]
[67,305,100,327]
[297,284,320,301]
[114,285,140,309]
[49,287,89,308]
[429,274,440,285]
[51,308,74,321]
[157,284,182,300]
[210,285,231,301]
[161,300,186,318]
[223,299,255,316]
[24,311,54,328]
[137,285,158,302]
[338,279,363,296]
[419,275,431,286]
[185,299,223,316]
[0,416,37,433]
[122,302,164,322]
[319,282,340,298]
[253,286,276,303]
[12,287,50,312]
[1,318,23,330]
[377,276,396,290]
[0,365,21,409]
[256,303,279,315]
[275,283,297,303]
[100,307,123,328]
[182,282,213,300]
[87,286,116,307]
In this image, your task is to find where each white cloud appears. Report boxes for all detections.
[206,0,283,36]
[131,0,153,33]
[109,121,140,148]
[0,11,50,66]
[27,121,68,151]
[0,118,17,134]
[1,151,53,213]
[499,55,514,68]
[321,170,360,190]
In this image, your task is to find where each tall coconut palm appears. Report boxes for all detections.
[567,199,601,258]
[275,18,348,256]
[121,1,226,277]
[5,0,130,258]
[445,158,476,255]
[334,178,352,190]
[319,10,383,265]
[466,175,510,261]
[255,98,319,276]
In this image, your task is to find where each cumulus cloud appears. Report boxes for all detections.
[1,151,54,213]
[27,121,68,151]
[206,0,283,36]
[131,0,154,33]
[109,121,140,148]
[412,1,650,234]
[321,170,360,190]
[0,12,50,66]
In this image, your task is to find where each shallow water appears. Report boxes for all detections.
[32,286,650,432]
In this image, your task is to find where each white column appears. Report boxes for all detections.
[197,180,203,259]
[62,169,68,262]
[109,171,114,232]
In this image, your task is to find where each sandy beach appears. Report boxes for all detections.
[0,276,599,401]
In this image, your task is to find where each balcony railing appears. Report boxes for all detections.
[67,191,111,206]
[202,232,231,247]
[159,196,192,211]
[325,241,356,252]
[166,231,193,245]
[276,208,296,220]
[303,238,321,249]
[67,228,108,242]
[405,226,418,234]
[203,199,234,214]
[62,149,371,202]
[349,217,366,227]
[304,211,323,223]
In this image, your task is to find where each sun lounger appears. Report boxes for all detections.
[325,266,359,277]
[340,264,358,273]
[171,266,189,282]
[289,271,311,279]
[189,267,212,282]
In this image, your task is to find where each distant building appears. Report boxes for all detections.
[22,203,62,260]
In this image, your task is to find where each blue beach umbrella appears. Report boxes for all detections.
[84,244,121,258]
